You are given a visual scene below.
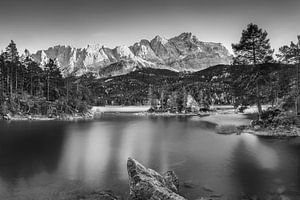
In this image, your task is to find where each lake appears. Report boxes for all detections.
[0,114,300,200]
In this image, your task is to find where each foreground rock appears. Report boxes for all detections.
[127,157,187,200]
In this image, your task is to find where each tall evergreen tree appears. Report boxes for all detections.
[23,56,43,96]
[232,23,274,65]
[5,40,19,63]
[232,23,274,117]
[43,59,63,101]
[3,40,20,94]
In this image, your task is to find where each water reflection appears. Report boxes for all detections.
[231,136,269,197]
[59,122,112,183]
[241,134,279,169]
[0,116,299,200]
[0,122,65,181]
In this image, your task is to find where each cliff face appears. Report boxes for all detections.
[31,33,232,77]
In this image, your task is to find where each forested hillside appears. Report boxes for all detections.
[92,63,296,111]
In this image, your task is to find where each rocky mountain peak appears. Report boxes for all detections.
[114,45,135,60]
[176,32,193,41]
[151,35,168,45]
[31,32,232,77]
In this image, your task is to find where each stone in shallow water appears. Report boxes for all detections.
[79,190,120,200]
[183,180,196,188]
[127,157,187,200]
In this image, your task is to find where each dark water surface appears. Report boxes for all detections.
[0,114,300,199]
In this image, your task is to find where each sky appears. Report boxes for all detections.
[0,0,299,54]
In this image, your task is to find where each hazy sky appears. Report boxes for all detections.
[0,0,299,54]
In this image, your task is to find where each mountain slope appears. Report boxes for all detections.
[31,32,232,77]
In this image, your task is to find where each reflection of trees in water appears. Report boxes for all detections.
[259,138,300,192]
[286,139,300,190]
[230,140,269,198]
[0,122,66,182]
[293,143,300,190]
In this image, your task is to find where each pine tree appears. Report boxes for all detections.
[232,23,274,117]
[23,55,43,96]
[232,23,274,65]
[3,40,20,94]
[5,40,19,63]
[43,59,63,101]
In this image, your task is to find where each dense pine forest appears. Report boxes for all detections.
[0,41,95,119]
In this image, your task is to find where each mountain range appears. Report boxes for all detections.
[31,32,232,77]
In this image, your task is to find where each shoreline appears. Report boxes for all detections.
[135,112,203,117]
[3,106,300,138]
[1,113,94,121]
[240,125,300,137]
[195,106,300,137]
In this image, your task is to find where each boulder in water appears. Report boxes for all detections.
[127,157,186,200]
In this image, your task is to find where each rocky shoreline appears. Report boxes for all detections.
[1,112,94,121]
[239,108,300,137]
[240,125,300,137]
[209,106,300,137]
[135,112,202,117]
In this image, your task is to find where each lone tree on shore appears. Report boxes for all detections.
[232,23,274,117]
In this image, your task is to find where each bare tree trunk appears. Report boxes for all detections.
[66,78,69,101]
[47,76,50,101]
[252,43,262,119]
[30,72,33,95]
[256,81,262,118]
[21,67,24,94]
[160,89,164,111]
[0,65,4,97]
[15,65,17,92]
[296,35,300,115]
[1,68,3,97]
[10,67,13,97]
[6,67,9,95]
[76,81,79,93]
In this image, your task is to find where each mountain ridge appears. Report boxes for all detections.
[31,32,232,77]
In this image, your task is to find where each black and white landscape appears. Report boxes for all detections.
[0,0,300,200]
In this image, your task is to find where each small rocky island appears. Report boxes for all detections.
[80,158,187,200]
[90,158,197,200]
[127,158,185,200]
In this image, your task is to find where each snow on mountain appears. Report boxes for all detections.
[31,33,232,77]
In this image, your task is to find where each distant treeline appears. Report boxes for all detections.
[91,63,296,113]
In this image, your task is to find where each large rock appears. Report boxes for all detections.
[30,33,232,77]
[127,157,187,200]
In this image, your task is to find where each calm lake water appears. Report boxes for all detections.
[0,114,300,200]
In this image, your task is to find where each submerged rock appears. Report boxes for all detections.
[183,180,196,188]
[79,190,120,200]
[127,157,187,200]
[215,125,238,135]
